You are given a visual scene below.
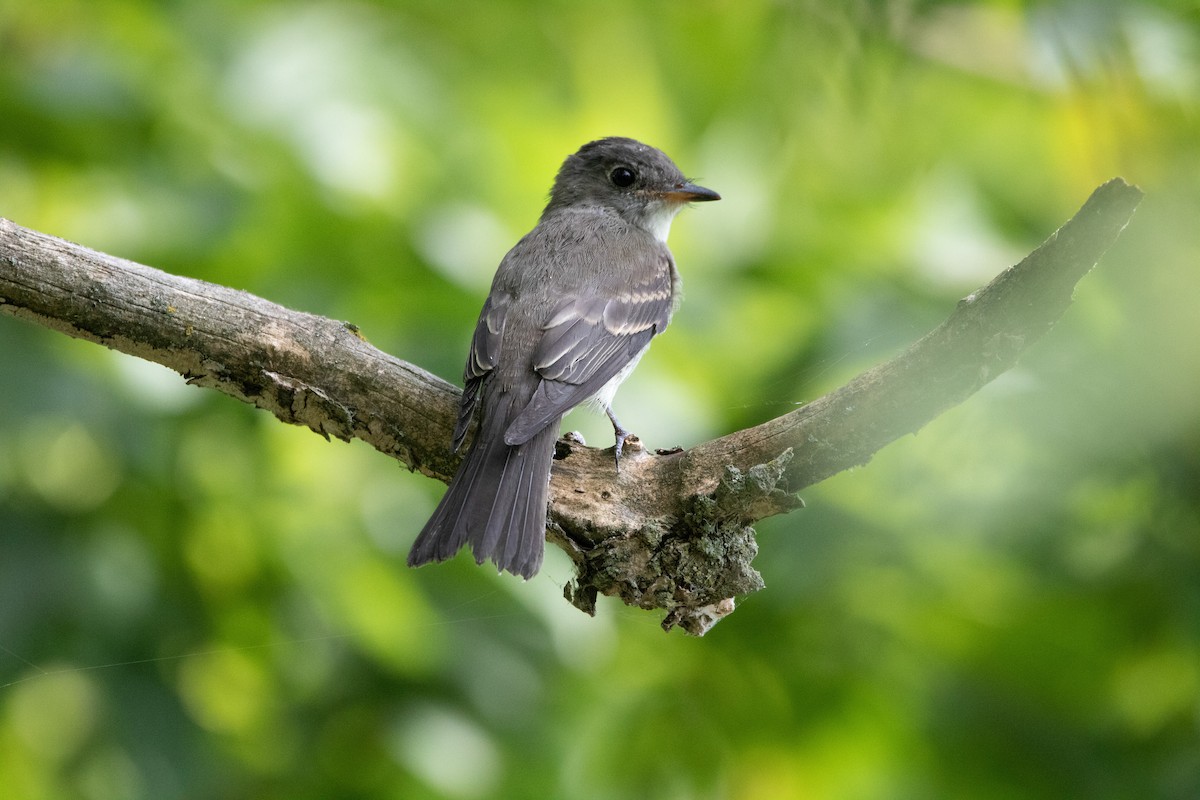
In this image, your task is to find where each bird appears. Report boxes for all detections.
[408,137,720,579]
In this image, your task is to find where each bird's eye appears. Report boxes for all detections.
[609,167,636,188]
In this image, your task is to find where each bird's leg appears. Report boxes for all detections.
[605,406,633,472]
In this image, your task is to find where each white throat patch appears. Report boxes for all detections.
[642,201,684,243]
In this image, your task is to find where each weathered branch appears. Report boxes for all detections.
[0,179,1142,634]
[688,178,1145,496]
[0,219,464,481]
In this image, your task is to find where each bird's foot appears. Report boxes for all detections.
[606,406,637,473]
[612,429,641,472]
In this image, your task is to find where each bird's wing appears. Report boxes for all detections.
[503,254,675,446]
[453,290,509,451]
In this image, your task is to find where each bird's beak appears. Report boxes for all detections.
[661,182,721,203]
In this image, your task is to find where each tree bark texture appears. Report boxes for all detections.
[0,179,1143,634]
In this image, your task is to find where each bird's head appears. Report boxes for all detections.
[545,137,720,241]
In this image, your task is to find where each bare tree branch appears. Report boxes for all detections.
[0,219,464,480]
[0,179,1142,634]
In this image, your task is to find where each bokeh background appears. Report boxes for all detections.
[2,1,1198,798]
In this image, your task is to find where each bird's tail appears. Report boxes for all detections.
[408,397,558,580]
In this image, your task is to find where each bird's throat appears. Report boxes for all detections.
[641,201,684,243]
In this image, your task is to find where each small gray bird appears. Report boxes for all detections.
[408,137,719,578]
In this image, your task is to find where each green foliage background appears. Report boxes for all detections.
[2,1,1198,798]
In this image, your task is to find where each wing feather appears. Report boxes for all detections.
[504,253,676,445]
[453,291,509,451]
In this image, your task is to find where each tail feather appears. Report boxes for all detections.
[491,443,548,577]
[409,401,559,580]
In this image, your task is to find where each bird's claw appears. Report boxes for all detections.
[612,427,631,472]
[606,407,638,474]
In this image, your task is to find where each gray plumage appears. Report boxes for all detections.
[408,137,719,578]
